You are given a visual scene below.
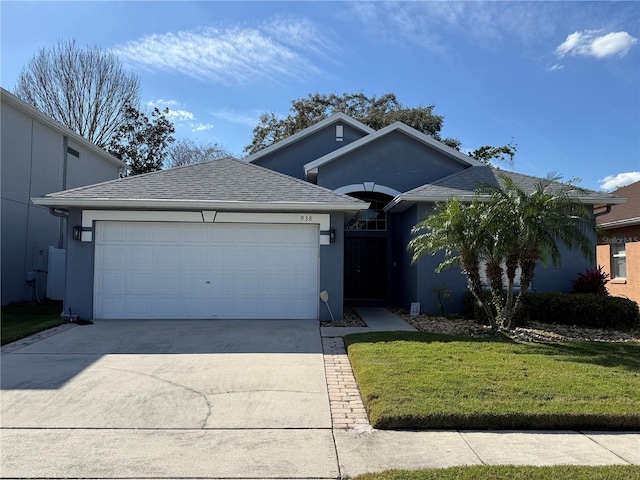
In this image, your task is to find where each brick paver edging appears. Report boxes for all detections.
[322,336,371,430]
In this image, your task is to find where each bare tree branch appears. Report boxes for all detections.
[13,39,140,148]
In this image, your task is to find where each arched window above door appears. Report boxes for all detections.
[345,192,392,231]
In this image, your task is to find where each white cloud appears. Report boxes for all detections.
[348,2,557,54]
[598,172,640,191]
[591,31,638,58]
[112,18,333,86]
[147,99,179,108]
[191,123,214,132]
[547,63,564,72]
[555,30,638,58]
[165,109,195,122]
[146,99,195,122]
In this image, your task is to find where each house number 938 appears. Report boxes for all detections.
[300,215,313,222]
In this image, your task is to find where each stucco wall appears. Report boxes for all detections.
[389,205,419,310]
[316,131,468,192]
[252,122,367,180]
[597,225,640,306]
[1,99,120,305]
[319,213,345,320]
[63,209,95,319]
[403,202,597,315]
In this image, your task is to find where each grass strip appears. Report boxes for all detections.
[345,332,640,430]
[352,465,640,480]
[1,301,65,345]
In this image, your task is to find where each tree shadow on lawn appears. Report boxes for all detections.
[515,341,640,372]
[344,331,640,372]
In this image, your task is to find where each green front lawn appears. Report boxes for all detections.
[1,301,65,346]
[345,332,640,430]
[353,465,640,480]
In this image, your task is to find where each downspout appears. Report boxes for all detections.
[50,207,69,249]
[49,208,69,219]
[592,205,612,270]
[58,137,69,248]
[593,205,611,218]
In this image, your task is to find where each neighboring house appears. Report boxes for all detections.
[596,180,640,306]
[32,113,622,320]
[1,88,124,306]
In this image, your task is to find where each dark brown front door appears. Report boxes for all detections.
[344,237,387,300]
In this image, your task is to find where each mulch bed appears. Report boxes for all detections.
[393,308,640,343]
[320,308,367,328]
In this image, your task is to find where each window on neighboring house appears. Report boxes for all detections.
[611,242,626,278]
[336,125,344,141]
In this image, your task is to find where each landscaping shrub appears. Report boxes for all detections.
[518,293,639,329]
[571,266,610,295]
[463,291,639,329]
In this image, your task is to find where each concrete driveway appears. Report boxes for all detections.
[1,319,338,478]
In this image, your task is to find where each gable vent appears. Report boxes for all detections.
[336,125,344,142]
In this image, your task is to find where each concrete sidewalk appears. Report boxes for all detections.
[320,307,416,337]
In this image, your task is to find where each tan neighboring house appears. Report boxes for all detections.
[1,88,124,305]
[596,180,640,306]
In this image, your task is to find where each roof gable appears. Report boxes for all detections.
[244,113,375,164]
[1,87,124,169]
[386,166,624,212]
[304,121,483,175]
[32,157,368,212]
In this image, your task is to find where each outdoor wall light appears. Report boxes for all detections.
[73,226,82,241]
[329,228,336,243]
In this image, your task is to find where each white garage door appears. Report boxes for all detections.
[94,222,319,319]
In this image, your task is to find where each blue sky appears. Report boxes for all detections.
[2,1,639,191]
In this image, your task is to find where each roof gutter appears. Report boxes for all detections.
[598,216,640,228]
[385,193,627,213]
[32,197,369,213]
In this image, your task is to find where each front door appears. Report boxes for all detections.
[344,236,387,300]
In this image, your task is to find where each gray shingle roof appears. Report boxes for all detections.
[35,157,367,210]
[389,166,622,209]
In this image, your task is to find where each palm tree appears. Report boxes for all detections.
[408,199,498,330]
[483,173,596,330]
[409,173,597,332]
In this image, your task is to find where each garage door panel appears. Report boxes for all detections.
[99,273,126,294]
[97,246,128,269]
[94,222,318,319]
[100,224,127,242]
[129,224,155,242]
[155,224,182,242]
[288,274,316,293]
[262,228,289,243]
[290,227,317,243]
[155,274,178,294]
[129,248,153,268]
[128,298,153,314]
[128,274,155,294]
[96,297,125,317]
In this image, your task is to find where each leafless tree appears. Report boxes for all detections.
[165,138,233,169]
[13,39,140,148]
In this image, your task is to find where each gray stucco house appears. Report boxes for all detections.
[32,113,621,320]
[1,88,124,306]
